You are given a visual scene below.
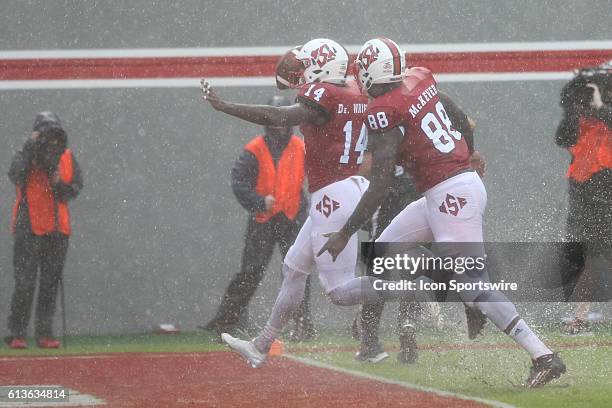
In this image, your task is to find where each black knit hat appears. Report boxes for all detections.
[33,111,67,146]
[33,111,62,131]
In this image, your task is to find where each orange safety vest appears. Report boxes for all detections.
[244,135,305,223]
[567,117,612,183]
[12,149,74,236]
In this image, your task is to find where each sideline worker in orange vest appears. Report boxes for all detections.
[555,60,612,321]
[204,96,314,341]
[5,111,83,349]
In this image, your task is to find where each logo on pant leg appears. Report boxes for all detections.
[439,193,467,216]
[315,195,340,218]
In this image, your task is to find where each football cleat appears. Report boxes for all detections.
[525,353,566,388]
[221,333,266,368]
[398,323,418,364]
[561,318,590,336]
[355,342,389,363]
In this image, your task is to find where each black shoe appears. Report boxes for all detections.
[199,319,237,336]
[525,353,566,388]
[398,323,418,364]
[465,305,487,340]
[355,342,389,363]
[289,317,316,342]
[561,318,590,336]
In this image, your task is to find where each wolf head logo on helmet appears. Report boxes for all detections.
[358,44,379,71]
[309,43,336,68]
[297,38,349,85]
[356,38,406,93]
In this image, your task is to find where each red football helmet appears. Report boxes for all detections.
[275,46,304,89]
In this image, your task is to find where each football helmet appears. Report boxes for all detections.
[355,38,406,91]
[297,38,349,85]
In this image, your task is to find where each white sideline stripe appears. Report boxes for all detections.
[0,72,575,90]
[284,354,516,408]
[0,40,611,59]
[436,72,574,82]
[0,352,205,362]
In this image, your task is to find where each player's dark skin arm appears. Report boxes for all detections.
[439,91,485,177]
[439,91,475,153]
[200,79,325,127]
[317,127,404,261]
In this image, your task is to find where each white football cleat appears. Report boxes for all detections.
[221,333,267,368]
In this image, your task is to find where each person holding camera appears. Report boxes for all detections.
[555,60,612,330]
[5,111,83,349]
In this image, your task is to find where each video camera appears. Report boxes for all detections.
[561,60,612,109]
[31,123,67,169]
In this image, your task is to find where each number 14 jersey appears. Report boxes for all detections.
[365,67,471,193]
[297,79,369,193]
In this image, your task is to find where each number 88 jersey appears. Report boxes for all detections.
[297,79,369,193]
[365,67,471,193]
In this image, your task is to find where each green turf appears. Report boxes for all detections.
[296,325,612,408]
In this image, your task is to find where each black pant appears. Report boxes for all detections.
[561,174,612,301]
[8,231,69,338]
[212,213,311,327]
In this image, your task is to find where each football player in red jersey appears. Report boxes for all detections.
[319,38,566,388]
[202,39,435,368]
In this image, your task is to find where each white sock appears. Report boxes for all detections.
[508,319,552,360]
[252,264,308,353]
[253,323,280,353]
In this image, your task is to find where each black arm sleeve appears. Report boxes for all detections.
[52,154,83,201]
[555,107,581,148]
[8,139,36,186]
[596,104,612,129]
[439,91,475,153]
[231,150,266,212]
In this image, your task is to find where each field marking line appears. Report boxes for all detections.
[1,40,611,59]
[0,351,209,362]
[1,337,609,361]
[284,353,515,408]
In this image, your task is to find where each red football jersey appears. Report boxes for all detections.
[364,67,471,193]
[297,79,369,192]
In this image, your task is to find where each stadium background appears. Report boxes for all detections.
[0,0,610,335]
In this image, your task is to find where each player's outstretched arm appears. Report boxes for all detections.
[200,79,319,127]
[317,127,403,261]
